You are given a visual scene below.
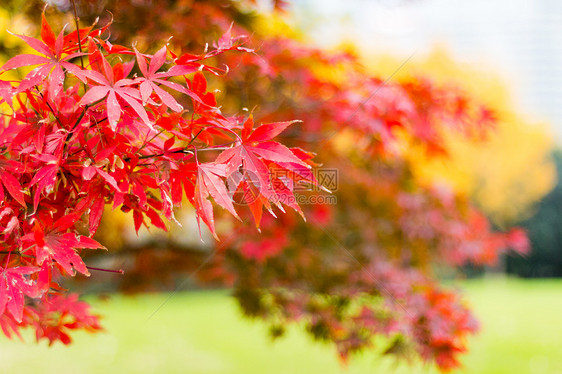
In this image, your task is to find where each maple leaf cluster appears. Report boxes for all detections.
[0,14,314,344]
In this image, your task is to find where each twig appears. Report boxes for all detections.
[70,0,85,70]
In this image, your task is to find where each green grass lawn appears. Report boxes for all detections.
[2,277,562,374]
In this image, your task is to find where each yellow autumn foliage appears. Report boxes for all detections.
[0,7,38,114]
[363,47,556,227]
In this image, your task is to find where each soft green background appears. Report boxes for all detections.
[2,277,561,374]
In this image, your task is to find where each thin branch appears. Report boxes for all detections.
[0,251,124,274]
[64,105,90,155]
[187,128,204,146]
[0,251,34,258]
[70,0,85,70]
[137,149,192,160]
[137,129,165,154]
[86,266,125,274]
[38,92,64,128]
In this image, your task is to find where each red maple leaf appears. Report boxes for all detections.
[1,14,89,97]
[33,293,102,346]
[22,217,104,277]
[0,266,38,323]
[214,117,313,227]
[134,46,203,111]
[79,42,152,130]
[0,158,26,207]
[193,162,240,238]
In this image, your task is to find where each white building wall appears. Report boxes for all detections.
[293,0,562,139]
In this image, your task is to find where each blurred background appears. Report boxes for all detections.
[294,0,562,278]
[2,0,562,373]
